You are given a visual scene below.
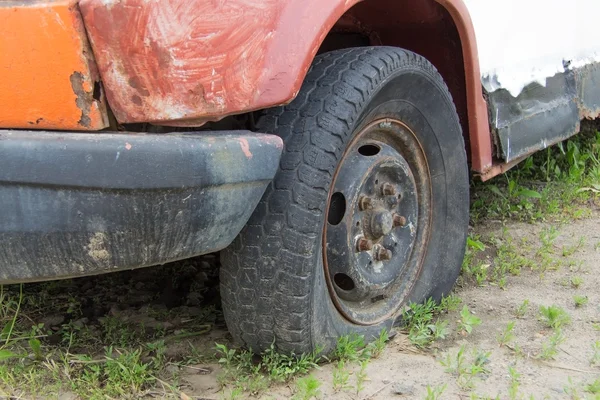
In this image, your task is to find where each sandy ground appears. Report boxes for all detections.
[180,216,600,399]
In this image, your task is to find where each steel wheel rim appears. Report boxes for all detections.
[322,118,432,325]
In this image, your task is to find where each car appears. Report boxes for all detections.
[1,0,598,355]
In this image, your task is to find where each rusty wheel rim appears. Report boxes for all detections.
[322,118,432,325]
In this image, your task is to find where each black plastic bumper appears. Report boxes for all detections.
[0,130,283,283]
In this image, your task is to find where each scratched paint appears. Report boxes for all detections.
[463,0,600,97]
[79,0,362,126]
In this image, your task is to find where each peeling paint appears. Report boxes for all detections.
[69,71,92,127]
[78,0,363,125]
[238,138,253,159]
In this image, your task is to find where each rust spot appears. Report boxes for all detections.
[149,39,172,70]
[70,71,93,128]
[128,76,150,97]
[131,95,143,106]
[27,118,44,125]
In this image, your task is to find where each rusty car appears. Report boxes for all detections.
[1,0,598,354]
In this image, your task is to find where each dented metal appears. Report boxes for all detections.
[487,61,600,164]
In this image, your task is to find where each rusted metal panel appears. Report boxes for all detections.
[487,61,600,165]
[577,62,600,120]
[0,0,108,130]
[79,0,363,126]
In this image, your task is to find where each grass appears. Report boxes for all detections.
[539,329,566,360]
[586,378,600,394]
[515,300,530,318]
[573,295,589,308]
[459,305,482,335]
[440,346,490,390]
[591,340,600,366]
[214,341,322,395]
[497,321,516,347]
[470,130,600,223]
[539,305,571,329]
[508,365,521,400]
[293,375,321,400]
[424,384,447,400]
[402,297,456,348]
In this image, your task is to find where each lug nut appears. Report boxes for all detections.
[375,246,393,261]
[356,237,374,252]
[359,195,373,211]
[393,214,407,227]
[381,183,396,196]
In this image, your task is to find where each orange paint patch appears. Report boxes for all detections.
[238,138,253,159]
[0,0,108,130]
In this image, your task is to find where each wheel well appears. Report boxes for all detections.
[319,0,472,163]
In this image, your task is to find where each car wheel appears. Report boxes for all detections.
[220,46,469,354]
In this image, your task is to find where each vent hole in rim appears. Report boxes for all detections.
[328,192,346,225]
[334,273,355,291]
[358,144,381,156]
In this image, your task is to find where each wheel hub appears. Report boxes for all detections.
[365,209,394,239]
[323,118,431,325]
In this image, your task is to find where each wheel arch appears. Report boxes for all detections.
[320,0,492,173]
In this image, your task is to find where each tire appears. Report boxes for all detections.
[220,46,469,354]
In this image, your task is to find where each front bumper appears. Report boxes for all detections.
[0,130,282,283]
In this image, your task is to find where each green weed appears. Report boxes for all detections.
[570,276,584,289]
[261,343,320,382]
[354,359,369,394]
[563,377,584,400]
[459,305,482,335]
[562,237,585,257]
[364,329,388,359]
[424,384,447,400]
[591,340,600,366]
[440,345,467,375]
[214,341,320,396]
[573,295,588,308]
[403,299,450,348]
[470,131,600,223]
[334,333,365,362]
[462,236,489,286]
[539,305,571,329]
[515,300,530,319]
[439,294,462,312]
[332,360,351,392]
[293,375,321,400]
[539,329,566,360]
[497,321,516,347]
[585,378,600,394]
[508,365,521,400]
